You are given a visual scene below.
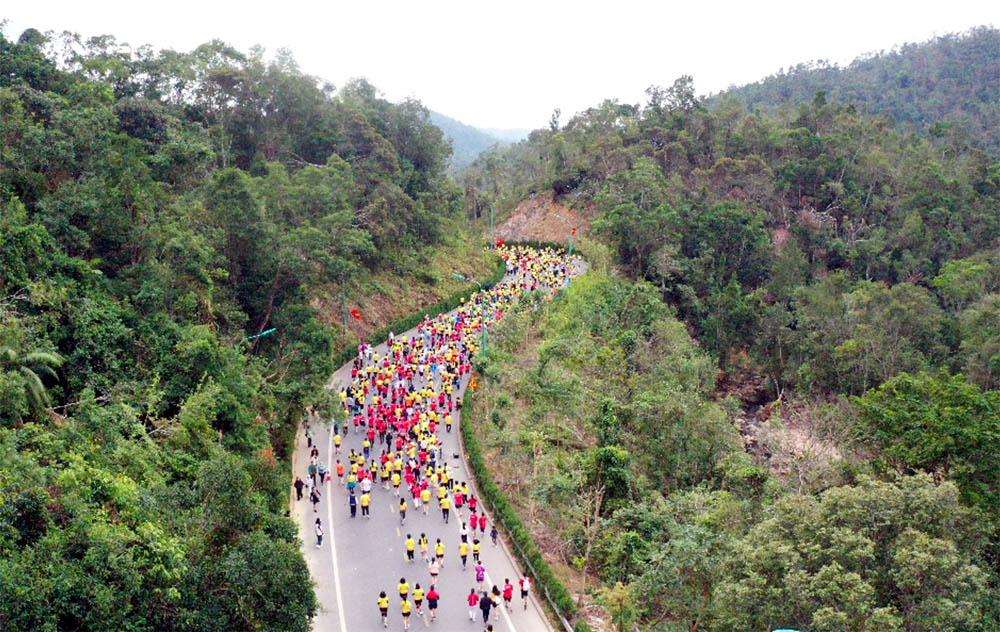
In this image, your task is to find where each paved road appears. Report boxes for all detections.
[291,255,587,632]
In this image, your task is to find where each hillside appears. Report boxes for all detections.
[461,35,1000,631]
[722,26,1000,154]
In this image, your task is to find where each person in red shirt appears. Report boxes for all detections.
[426,586,440,621]
[502,579,514,611]
[467,588,480,621]
[478,513,487,537]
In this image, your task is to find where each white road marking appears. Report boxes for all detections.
[327,428,348,632]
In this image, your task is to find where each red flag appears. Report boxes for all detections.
[496,239,504,247]
[350,309,362,320]
[571,227,577,235]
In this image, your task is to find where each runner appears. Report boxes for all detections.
[472,539,481,564]
[377,591,389,628]
[440,493,451,524]
[519,574,532,610]
[412,583,424,616]
[399,497,407,525]
[419,533,429,562]
[400,598,412,631]
[315,518,323,548]
[467,588,480,621]
[405,534,416,562]
[426,585,440,621]
[479,590,493,625]
[475,563,486,590]
[434,538,445,567]
[459,539,469,569]
[503,578,514,612]
[427,557,440,588]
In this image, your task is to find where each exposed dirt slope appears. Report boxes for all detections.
[495,191,594,244]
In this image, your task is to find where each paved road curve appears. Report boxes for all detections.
[292,250,586,632]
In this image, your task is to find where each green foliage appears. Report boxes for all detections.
[725,27,1000,156]
[714,475,990,632]
[464,39,1000,395]
[857,371,1000,520]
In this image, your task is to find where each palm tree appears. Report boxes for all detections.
[0,346,64,414]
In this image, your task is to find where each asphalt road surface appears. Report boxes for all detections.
[292,256,587,632]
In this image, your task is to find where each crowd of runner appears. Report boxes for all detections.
[295,245,574,630]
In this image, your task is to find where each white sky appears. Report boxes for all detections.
[3,1,997,130]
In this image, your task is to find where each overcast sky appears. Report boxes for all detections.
[3,1,997,130]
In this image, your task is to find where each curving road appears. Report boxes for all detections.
[291,251,586,632]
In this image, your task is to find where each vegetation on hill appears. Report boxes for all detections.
[722,26,1000,155]
[469,267,994,632]
[463,31,1000,631]
[0,26,488,631]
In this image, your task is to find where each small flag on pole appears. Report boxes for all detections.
[571,227,577,235]
[350,309,362,320]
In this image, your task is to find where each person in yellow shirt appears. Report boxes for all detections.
[440,494,451,524]
[419,533,429,561]
[333,433,342,454]
[400,598,412,630]
[377,591,390,628]
[412,583,425,616]
[361,492,371,518]
[399,498,407,526]
[420,487,431,515]
[459,540,470,569]
[391,471,402,495]
[434,539,445,567]
[405,534,416,562]
[398,577,410,600]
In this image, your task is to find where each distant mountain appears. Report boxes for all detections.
[427,112,532,169]
[480,127,531,143]
[720,26,1000,154]
[428,111,507,169]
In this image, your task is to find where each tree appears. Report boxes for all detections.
[856,370,1000,519]
[0,345,63,423]
[714,475,989,632]
[958,294,1000,389]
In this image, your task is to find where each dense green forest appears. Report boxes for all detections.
[462,27,1000,632]
[0,26,471,630]
[723,26,1000,155]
